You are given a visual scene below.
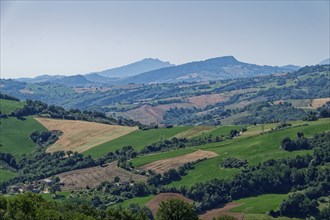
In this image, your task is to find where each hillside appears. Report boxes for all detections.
[1,65,328,127]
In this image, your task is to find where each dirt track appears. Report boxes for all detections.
[139,150,218,174]
[56,162,147,190]
[35,118,137,153]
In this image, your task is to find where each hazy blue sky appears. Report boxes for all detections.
[1,0,329,78]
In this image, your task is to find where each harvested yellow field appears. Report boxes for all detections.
[175,126,216,139]
[139,150,218,174]
[35,118,138,153]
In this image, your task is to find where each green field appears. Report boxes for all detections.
[230,194,288,214]
[162,119,330,187]
[131,148,197,167]
[0,99,24,115]
[85,126,191,158]
[0,117,47,159]
[0,169,16,183]
[120,195,154,207]
[40,192,71,201]
[206,125,242,137]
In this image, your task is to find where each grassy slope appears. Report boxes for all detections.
[85,126,191,158]
[0,99,24,114]
[164,119,330,187]
[206,125,241,137]
[0,169,16,183]
[120,195,154,207]
[0,117,47,159]
[230,194,288,214]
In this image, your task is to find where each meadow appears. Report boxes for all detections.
[0,169,16,183]
[0,98,24,115]
[0,116,47,159]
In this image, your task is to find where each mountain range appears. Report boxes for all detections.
[14,56,330,86]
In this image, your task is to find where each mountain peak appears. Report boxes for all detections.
[95,58,174,78]
[205,56,239,65]
[319,58,330,65]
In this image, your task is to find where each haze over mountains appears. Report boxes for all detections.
[11,56,329,86]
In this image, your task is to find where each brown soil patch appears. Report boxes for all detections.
[123,105,166,125]
[146,193,193,216]
[199,203,244,220]
[35,118,138,153]
[310,98,330,109]
[188,94,227,108]
[139,150,218,174]
[123,103,193,125]
[56,162,147,190]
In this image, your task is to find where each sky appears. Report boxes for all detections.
[1,0,329,79]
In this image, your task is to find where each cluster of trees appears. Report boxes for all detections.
[234,102,308,125]
[0,193,153,220]
[0,153,17,170]
[72,181,152,209]
[281,132,311,151]
[0,93,20,101]
[29,130,62,148]
[163,106,231,126]
[318,101,330,118]
[10,99,138,126]
[220,157,248,168]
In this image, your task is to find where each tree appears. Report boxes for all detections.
[114,176,120,183]
[279,193,318,218]
[156,199,198,220]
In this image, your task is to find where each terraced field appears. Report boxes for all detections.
[35,118,138,153]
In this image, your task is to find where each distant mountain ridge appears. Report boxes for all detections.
[88,58,174,78]
[13,56,302,86]
[119,56,299,84]
[15,58,174,85]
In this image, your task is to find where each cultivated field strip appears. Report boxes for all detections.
[139,150,218,173]
[56,162,147,190]
[35,118,138,153]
